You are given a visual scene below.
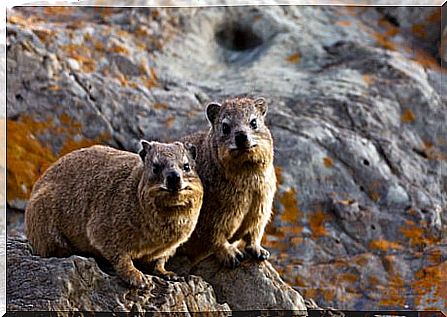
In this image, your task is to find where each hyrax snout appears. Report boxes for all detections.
[180,97,277,269]
[25,141,203,288]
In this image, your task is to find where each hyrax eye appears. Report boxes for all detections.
[222,123,231,135]
[152,164,161,174]
[250,118,258,129]
[183,163,191,172]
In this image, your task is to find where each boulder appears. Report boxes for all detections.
[7,237,306,313]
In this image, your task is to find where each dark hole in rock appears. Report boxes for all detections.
[360,186,365,192]
[216,24,263,52]
[363,159,370,166]
[15,94,23,101]
[421,209,429,214]
[335,239,341,244]
[371,224,376,230]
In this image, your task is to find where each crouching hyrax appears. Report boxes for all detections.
[180,97,276,268]
[25,141,203,288]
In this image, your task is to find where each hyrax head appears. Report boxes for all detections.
[138,140,202,209]
[206,97,273,170]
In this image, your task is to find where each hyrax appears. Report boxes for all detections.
[25,141,203,288]
[180,97,276,268]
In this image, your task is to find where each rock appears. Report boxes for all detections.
[7,237,226,312]
[170,256,307,312]
[7,237,306,313]
[6,6,446,310]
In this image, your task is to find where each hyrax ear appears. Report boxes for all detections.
[206,102,221,125]
[139,140,153,161]
[185,143,197,161]
[254,97,268,117]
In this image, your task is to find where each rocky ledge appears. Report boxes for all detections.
[7,237,307,313]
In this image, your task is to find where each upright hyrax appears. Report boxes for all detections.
[25,141,203,288]
[180,97,276,268]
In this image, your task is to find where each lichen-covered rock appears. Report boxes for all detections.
[7,237,230,313]
[6,5,446,310]
[7,237,307,313]
[170,256,307,312]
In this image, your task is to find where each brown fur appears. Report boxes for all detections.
[180,97,276,268]
[25,142,203,288]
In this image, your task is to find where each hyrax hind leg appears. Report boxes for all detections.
[25,197,74,258]
[213,232,246,269]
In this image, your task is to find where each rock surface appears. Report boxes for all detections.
[7,237,306,312]
[6,5,446,310]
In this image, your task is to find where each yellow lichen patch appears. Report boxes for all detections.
[43,6,74,16]
[7,114,110,203]
[411,24,427,39]
[281,225,303,236]
[369,239,404,252]
[61,44,97,73]
[400,220,440,249]
[153,103,169,110]
[321,288,336,302]
[93,40,105,52]
[362,74,375,85]
[378,17,399,37]
[373,32,396,51]
[274,166,284,186]
[279,187,301,223]
[367,181,381,202]
[7,117,57,202]
[336,20,352,27]
[338,272,358,283]
[378,273,406,307]
[164,116,176,129]
[412,48,445,73]
[110,43,129,55]
[412,262,447,306]
[33,28,55,43]
[323,156,333,168]
[286,53,301,64]
[427,9,441,23]
[141,68,159,89]
[309,210,329,238]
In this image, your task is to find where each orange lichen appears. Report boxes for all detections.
[274,166,284,186]
[362,74,375,85]
[323,156,333,168]
[373,32,396,51]
[309,210,329,238]
[164,116,176,129]
[401,109,416,123]
[110,43,129,55]
[142,67,159,89]
[412,262,447,306]
[153,103,169,110]
[369,239,404,252]
[7,114,110,203]
[338,272,358,283]
[279,187,301,223]
[286,53,301,64]
[43,6,74,16]
[336,20,352,27]
[378,17,399,37]
[411,24,427,39]
[400,220,439,249]
[61,44,97,73]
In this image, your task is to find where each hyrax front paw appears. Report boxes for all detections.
[123,269,150,289]
[217,245,245,269]
[154,269,181,282]
[245,245,270,261]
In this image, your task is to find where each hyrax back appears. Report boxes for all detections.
[180,97,276,268]
[25,141,203,288]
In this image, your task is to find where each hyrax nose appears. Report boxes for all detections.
[166,171,181,191]
[235,132,249,148]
